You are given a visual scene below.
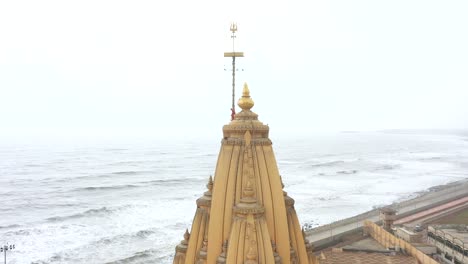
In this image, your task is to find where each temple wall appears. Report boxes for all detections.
[364,221,439,264]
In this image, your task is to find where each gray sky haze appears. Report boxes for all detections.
[1,0,467,140]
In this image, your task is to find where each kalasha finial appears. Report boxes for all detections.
[238,83,254,111]
[184,229,190,241]
[207,176,214,192]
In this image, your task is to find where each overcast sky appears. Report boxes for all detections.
[1,1,467,140]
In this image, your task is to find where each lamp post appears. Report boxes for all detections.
[0,244,15,264]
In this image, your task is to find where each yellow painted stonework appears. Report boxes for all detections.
[173,84,316,264]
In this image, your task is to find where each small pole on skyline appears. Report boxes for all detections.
[224,23,244,120]
[1,243,15,264]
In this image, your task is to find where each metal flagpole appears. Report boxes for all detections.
[224,23,244,120]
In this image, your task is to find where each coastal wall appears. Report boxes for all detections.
[389,182,468,220]
[306,180,468,248]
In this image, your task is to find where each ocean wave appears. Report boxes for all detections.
[74,185,140,192]
[317,196,339,201]
[307,160,345,168]
[25,163,44,168]
[105,249,161,264]
[140,178,203,186]
[46,206,130,222]
[31,231,160,264]
[50,171,149,183]
[374,164,401,171]
[112,170,151,176]
[279,160,301,164]
[94,229,157,246]
[103,148,129,152]
[107,160,153,166]
[71,178,203,192]
[6,227,43,236]
[42,170,154,184]
[0,223,21,229]
[336,170,358,175]
[42,174,112,183]
[419,156,443,161]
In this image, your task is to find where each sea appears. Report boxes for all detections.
[1,131,467,263]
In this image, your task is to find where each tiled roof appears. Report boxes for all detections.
[319,251,418,264]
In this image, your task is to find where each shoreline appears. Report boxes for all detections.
[306,178,468,245]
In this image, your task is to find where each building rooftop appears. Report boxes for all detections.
[431,224,468,244]
[342,237,388,252]
[319,250,418,264]
[314,221,440,264]
[317,232,418,263]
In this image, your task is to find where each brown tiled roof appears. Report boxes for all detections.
[319,251,418,264]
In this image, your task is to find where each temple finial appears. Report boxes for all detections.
[242,83,250,96]
[207,175,213,192]
[238,83,254,111]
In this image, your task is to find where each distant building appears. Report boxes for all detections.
[380,207,397,231]
[396,227,423,243]
[316,221,439,264]
[427,225,468,264]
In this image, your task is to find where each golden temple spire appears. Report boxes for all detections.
[172,28,317,263]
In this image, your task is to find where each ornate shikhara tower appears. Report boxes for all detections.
[172,83,317,264]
